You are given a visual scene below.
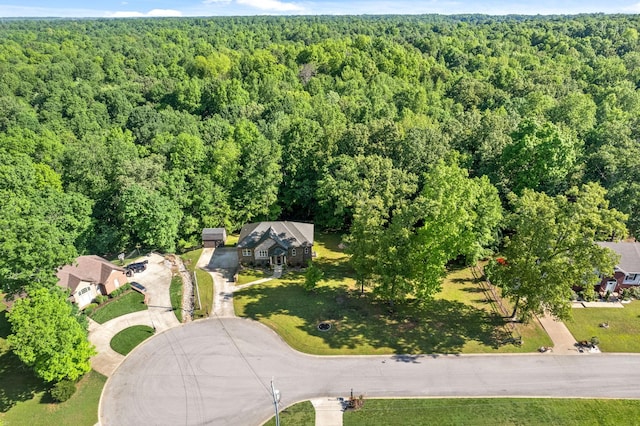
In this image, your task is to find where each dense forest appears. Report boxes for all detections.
[1,14,639,296]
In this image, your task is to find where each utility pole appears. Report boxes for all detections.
[271,378,281,426]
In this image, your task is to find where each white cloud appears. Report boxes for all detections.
[625,2,640,12]
[237,0,305,12]
[106,9,183,17]
[147,9,183,17]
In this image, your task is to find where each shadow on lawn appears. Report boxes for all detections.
[0,311,48,412]
[240,283,511,354]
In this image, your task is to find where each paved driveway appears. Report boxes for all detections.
[100,317,640,426]
[89,253,179,376]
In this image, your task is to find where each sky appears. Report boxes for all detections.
[1,0,640,18]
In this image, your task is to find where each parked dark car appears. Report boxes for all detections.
[130,281,147,294]
[125,260,148,276]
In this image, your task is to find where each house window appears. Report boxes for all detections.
[242,249,252,257]
[114,278,120,288]
[304,247,309,254]
[625,273,639,282]
[257,250,268,258]
[291,248,297,256]
[78,287,91,296]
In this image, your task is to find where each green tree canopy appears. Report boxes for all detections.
[485,183,627,322]
[8,287,96,383]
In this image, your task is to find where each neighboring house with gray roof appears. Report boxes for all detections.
[597,241,640,293]
[56,255,128,308]
[237,221,314,267]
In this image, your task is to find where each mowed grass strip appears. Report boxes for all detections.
[263,400,315,426]
[343,398,640,425]
[566,301,640,352]
[170,274,183,323]
[234,233,550,355]
[181,248,214,316]
[89,290,147,324]
[110,325,155,355]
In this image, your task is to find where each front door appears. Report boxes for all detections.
[605,280,617,293]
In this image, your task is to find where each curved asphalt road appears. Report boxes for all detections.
[100,317,640,426]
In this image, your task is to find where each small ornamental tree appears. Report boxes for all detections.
[8,287,96,383]
[304,261,324,292]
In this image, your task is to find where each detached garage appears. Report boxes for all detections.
[202,228,227,248]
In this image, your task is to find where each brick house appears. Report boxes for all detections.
[237,221,314,267]
[56,255,128,308]
[596,241,640,293]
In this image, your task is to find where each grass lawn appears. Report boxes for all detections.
[181,249,214,317]
[343,398,640,425]
[0,370,106,426]
[237,268,271,285]
[88,290,147,324]
[234,232,550,355]
[566,301,640,352]
[170,275,183,323]
[263,400,314,426]
[110,325,155,355]
[225,234,239,246]
[1,303,106,425]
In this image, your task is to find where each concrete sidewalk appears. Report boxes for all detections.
[311,398,344,426]
[536,313,578,354]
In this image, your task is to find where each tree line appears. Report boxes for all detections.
[1,14,637,328]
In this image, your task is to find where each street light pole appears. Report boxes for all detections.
[271,378,280,426]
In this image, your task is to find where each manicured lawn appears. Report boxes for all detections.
[180,248,202,272]
[225,234,240,246]
[566,301,640,352]
[263,400,314,426]
[170,275,183,323]
[343,398,640,425]
[237,268,271,285]
[110,325,155,355]
[88,290,147,324]
[1,302,106,425]
[181,249,214,317]
[234,233,550,355]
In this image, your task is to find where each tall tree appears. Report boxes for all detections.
[485,183,627,322]
[8,287,96,383]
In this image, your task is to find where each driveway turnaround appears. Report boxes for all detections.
[100,317,640,426]
[89,253,179,377]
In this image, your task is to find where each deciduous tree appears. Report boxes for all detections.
[8,287,96,383]
[485,183,627,322]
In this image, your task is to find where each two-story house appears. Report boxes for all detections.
[237,221,314,267]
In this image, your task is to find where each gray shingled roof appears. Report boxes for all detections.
[597,242,640,274]
[202,227,227,240]
[237,221,314,249]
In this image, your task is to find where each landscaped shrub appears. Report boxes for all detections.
[95,295,108,304]
[630,287,640,299]
[110,283,131,298]
[581,286,597,302]
[83,303,98,316]
[50,379,76,402]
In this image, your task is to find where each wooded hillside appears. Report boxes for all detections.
[1,14,639,268]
